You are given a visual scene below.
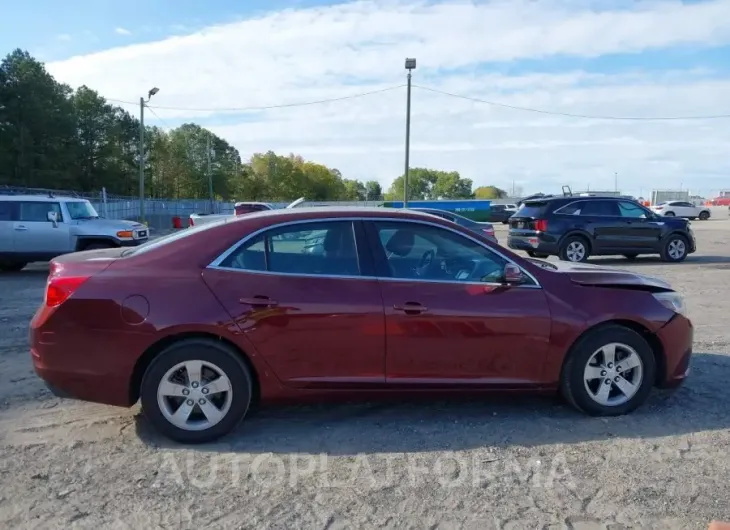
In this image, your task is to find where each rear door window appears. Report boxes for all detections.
[580,200,620,217]
[220,221,360,277]
[18,202,63,222]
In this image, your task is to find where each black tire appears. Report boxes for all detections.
[560,325,655,416]
[699,211,710,220]
[527,251,550,259]
[558,235,590,263]
[660,234,689,263]
[0,261,27,272]
[83,242,117,251]
[140,339,253,444]
[663,211,675,217]
[623,254,638,261]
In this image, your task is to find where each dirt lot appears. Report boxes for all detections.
[2,213,730,529]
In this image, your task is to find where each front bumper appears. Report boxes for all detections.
[655,314,693,388]
[117,237,148,247]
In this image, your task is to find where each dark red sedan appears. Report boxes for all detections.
[30,207,693,443]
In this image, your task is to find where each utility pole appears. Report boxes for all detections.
[614,172,618,193]
[138,87,160,223]
[139,97,145,222]
[207,132,214,214]
[403,58,416,208]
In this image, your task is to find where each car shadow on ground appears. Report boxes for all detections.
[134,352,730,455]
[589,255,730,267]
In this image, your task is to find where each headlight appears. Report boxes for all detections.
[653,291,686,316]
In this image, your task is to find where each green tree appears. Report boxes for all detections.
[365,180,382,201]
[0,50,377,203]
[0,49,76,188]
[385,168,473,200]
[474,185,507,199]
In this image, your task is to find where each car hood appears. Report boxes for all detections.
[72,218,146,233]
[540,260,673,291]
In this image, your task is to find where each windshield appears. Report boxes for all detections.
[66,200,99,219]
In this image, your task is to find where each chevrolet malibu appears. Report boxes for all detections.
[30,207,693,444]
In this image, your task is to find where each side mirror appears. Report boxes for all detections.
[503,263,525,284]
[47,211,58,227]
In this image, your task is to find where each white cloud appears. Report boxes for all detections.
[47,0,730,197]
[56,34,72,42]
[115,27,131,36]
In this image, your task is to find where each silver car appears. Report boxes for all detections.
[0,194,148,272]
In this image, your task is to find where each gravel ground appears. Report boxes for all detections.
[2,214,730,529]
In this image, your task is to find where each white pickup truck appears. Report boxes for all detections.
[188,198,305,227]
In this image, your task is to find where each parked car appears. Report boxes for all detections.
[486,204,517,224]
[0,194,148,272]
[410,207,497,243]
[650,201,711,220]
[31,207,692,443]
[188,198,305,227]
[508,196,696,263]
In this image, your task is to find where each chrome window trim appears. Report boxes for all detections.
[207,216,542,289]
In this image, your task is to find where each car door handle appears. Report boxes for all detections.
[14,225,28,231]
[239,296,278,308]
[393,302,428,314]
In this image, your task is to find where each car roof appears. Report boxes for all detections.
[524,195,626,204]
[0,194,88,203]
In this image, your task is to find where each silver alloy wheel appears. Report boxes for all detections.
[583,343,643,407]
[566,241,586,262]
[156,360,233,431]
[667,239,686,260]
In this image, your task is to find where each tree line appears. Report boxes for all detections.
[0,49,509,201]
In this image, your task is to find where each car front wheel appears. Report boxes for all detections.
[140,339,252,444]
[560,325,655,416]
[699,211,710,220]
[661,235,689,262]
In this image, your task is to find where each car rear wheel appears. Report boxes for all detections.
[559,236,590,263]
[560,325,655,416]
[663,211,675,217]
[699,211,710,220]
[140,339,252,444]
[0,260,27,272]
[661,235,688,262]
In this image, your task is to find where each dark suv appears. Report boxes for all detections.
[507,196,696,263]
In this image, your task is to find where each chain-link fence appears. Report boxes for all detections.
[0,185,529,231]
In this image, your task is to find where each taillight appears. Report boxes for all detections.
[482,227,495,236]
[45,276,89,307]
[534,219,548,232]
[188,217,194,227]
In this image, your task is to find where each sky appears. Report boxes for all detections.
[4,0,730,198]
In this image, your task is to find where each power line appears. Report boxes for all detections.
[107,85,405,112]
[145,105,174,130]
[412,84,730,121]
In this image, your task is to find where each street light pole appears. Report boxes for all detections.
[404,58,416,208]
[139,87,160,223]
